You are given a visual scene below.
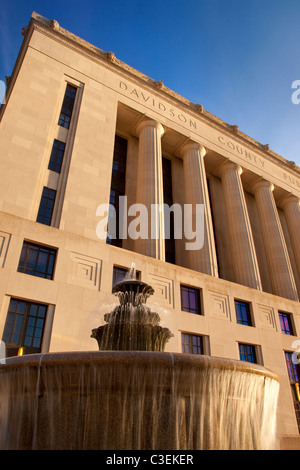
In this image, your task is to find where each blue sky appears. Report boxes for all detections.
[1,0,300,166]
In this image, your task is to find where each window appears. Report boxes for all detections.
[238,343,257,363]
[112,266,140,287]
[18,241,57,280]
[2,298,48,356]
[58,84,77,129]
[181,333,204,355]
[162,157,175,264]
[235,300,252,326]
[107,135,127,247]
[36,187,56,226]
[112,266,128,287]
[279,312,295,335]
[180,285,201,315]
[48,139,66,173]
[285,351,300,432]
[285,351,300,384]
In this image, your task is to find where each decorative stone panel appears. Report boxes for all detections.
[147,274,174,308]
[209,291,232,321]
[69,252,102,290]
[257,304,278,331]
[0,231,11,268]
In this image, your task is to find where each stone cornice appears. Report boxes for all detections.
[15,12,300,177]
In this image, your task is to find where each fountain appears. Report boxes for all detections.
[91,264,173,351]
[0,264,279,450]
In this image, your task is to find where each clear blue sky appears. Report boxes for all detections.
[1,0,300,166]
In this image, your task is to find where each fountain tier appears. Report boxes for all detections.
[0,351,279,450]
[91,276,174,351]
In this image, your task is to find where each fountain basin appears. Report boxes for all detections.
[0,351,279,450]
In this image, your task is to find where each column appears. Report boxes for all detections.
[135,119,165,260]
[181,141,218,276]
[220,161,262,290]
[253,180,298,301]
[282,195,300,277]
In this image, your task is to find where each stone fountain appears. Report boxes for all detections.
[0,264,279,450]
[91,264,173,351]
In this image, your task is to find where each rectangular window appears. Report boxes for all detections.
[18,241,57,280]
[235,300,253,326]
[279,312,295,335]
[285,351,300,432]
[285,351,300,383]
[58,84,77,129]
[107,135,127,247]
[180,285,201,315]
[36,187,56,226]
[2,298,48,356]
[48,139,66,173]
[162,157,175,264]
[112,265,140,287]
[181,333,204,355]
[238,343,257,363]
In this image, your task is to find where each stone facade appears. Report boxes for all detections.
[0,12,299,449]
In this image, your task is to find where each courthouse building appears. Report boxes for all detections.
[0,12,300,449]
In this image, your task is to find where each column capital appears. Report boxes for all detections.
[136,119,164,137]
[219,160,242,177]
[179,140,206,158]
[280,193,300,208]
[252,178,274,194]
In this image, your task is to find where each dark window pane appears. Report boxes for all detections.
[180,285,201,315]
[58,84,77,129]
[29,304,38,317]
[18,242,57,280]
[48,139,66,173]
[36,187,56,226]
[279,312,294,335]
[181,333,203,355]
[112,266,140,287]
[112,266,128,287]
[239,343,257,363]
[107,135,127,247]
[181,288,190,310]
[162,157,175,264]
[2,298,48,355]
[235,300,252,326]
[36,251,48,273]
[285,351,300,383]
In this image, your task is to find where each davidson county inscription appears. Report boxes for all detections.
[118,80,300,191]
[217,136,300,189]
[119,80,197,130]
[217,135,266,168]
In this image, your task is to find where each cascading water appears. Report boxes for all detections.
[91,263,174,351]
[0,263,280,450]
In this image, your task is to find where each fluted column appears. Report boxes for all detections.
[136,119,165,260]
[253,180,298,301]
[181,141,218,276]
[220,161,262,290]
[282,194,300,278]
